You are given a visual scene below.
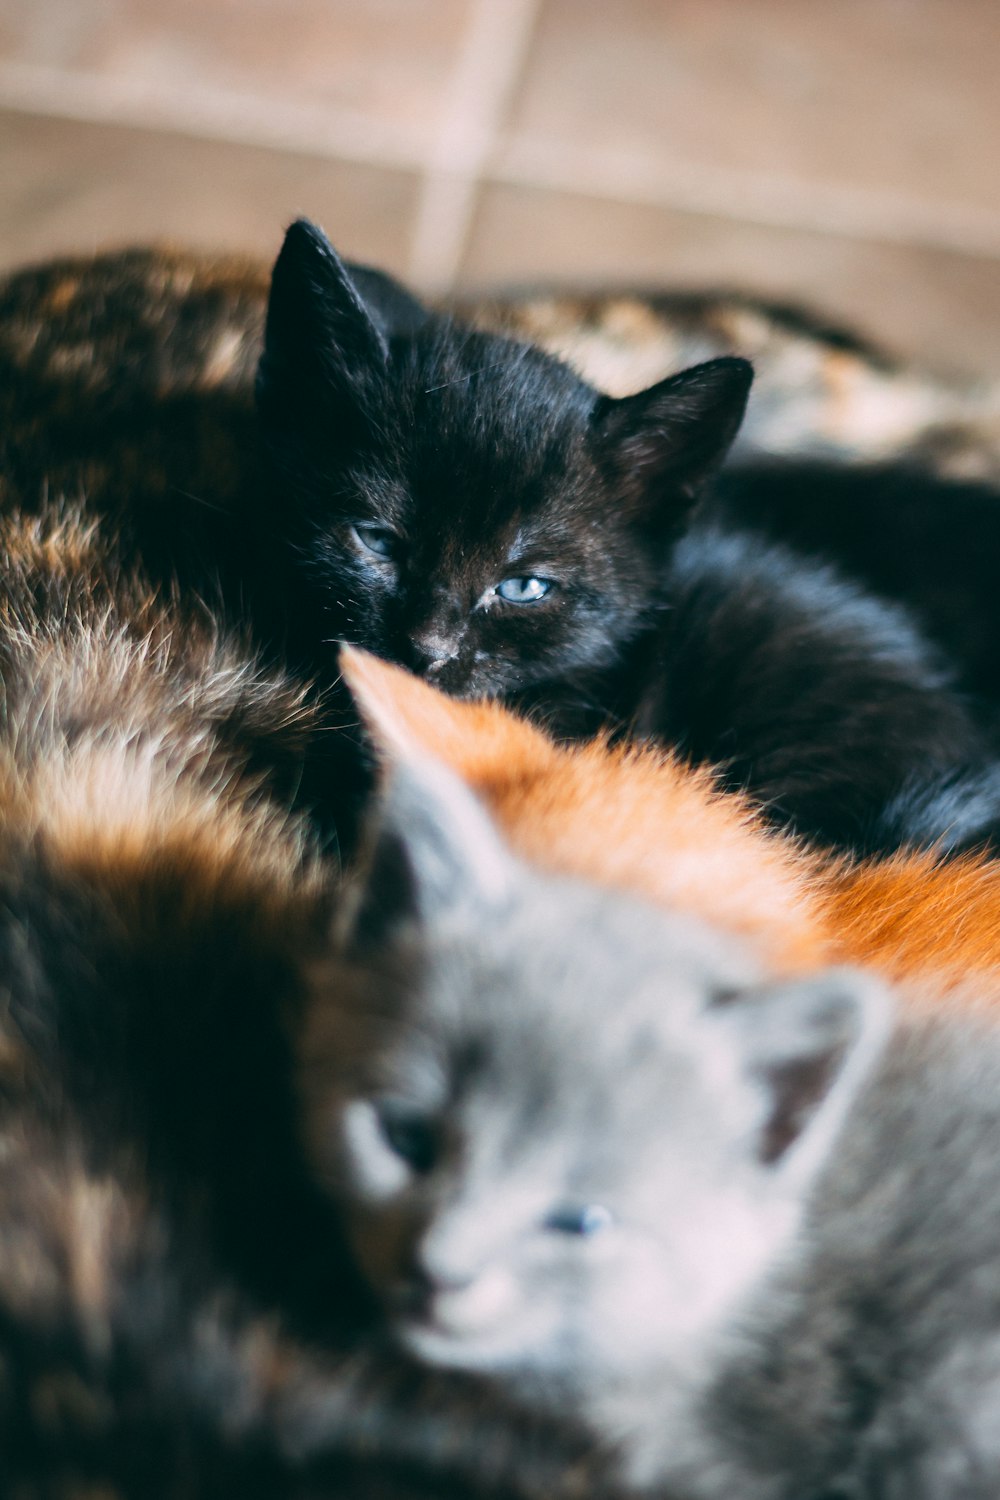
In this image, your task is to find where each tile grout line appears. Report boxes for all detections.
[494,135,1000,266]
[404,0,543,292]
[0,61,437,169]
[2,56,1000,265]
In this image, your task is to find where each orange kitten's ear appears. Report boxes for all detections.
[342,753,518,953]
[339,646,556,783]
[708,968,891,1189]
[337,652,521,946]
[340,646,477,764]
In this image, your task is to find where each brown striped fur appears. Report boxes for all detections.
[0,503,325,912]
[0,248,268,603]
[0,502,324,1491]
[0,497,341,1298]
[0,506,594,1498]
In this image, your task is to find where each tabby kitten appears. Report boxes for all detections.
[0,500,616,1499]
[302,730,1000,1500]
[0,757,591,1500]
[0,499,355,1324]
[256,219,999,853]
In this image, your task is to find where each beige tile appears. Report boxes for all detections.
[0,0,473,157]
[0,109,420,272]
[459,182,1000,378]
[502,0,1000,237]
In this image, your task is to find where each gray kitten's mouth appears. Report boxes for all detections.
[388,1268,539,1372]
[394,1315,528,1375]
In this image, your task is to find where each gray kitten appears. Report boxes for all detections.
[300,750,1000,1497]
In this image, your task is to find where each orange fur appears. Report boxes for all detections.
[340,648,1000,995]
[341,648,832,977]
[827,854,1000,998]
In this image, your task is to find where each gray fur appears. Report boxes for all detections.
[300,755,1000,1499]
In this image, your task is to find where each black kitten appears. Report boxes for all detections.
[257,222,749,698]
[709,454,1000,714]
[256,220,997,854]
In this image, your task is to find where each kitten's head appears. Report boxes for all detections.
[302,742,889,1408]
[257,219,752,698]
[339,645,832,976]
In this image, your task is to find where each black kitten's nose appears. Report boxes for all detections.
[408,629,458,678]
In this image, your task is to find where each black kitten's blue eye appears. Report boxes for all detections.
[377,1105,438,1174]
[353,523,398,560]
[545,1203,614,1236]
[496,576,552,604]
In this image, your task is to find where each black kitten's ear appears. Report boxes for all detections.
[589,356,753,511]
[340,755,516,954]
[346,261,430,339]
[257,218,393,420]
[710,967,890,1186]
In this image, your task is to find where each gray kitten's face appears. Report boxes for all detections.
[304,909,876,1407]
[308,942,773,1386]
[301,756,887,1419]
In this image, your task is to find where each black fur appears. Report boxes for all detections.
[258,221,745,697]
[709,456,1000,714]
[256,220,999,854]
[638,524,997,853]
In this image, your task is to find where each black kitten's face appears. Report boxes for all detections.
[257,220,752,700]
[296,337,667,699]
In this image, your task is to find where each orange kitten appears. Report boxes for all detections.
[340,647,1000,994]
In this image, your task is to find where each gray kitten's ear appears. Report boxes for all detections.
[710,967,891,1186]
[589,356,752,514]
[341,755,517,952]
[257,218,392,422]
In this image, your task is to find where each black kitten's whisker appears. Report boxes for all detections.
[171,486,226,514]
[422,358,513,395]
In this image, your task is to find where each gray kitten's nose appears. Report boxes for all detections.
[418,1228,482,1291]
[397,1259,475,1319]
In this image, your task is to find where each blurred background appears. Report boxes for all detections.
[0,0,998,376]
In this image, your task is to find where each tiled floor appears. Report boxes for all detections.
[1,0,999,375]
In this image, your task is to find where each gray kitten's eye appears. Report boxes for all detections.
[353,523,398,560]
[496,576,552,604]
[545,1203,614,1237]
[377,1104,438,1174]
